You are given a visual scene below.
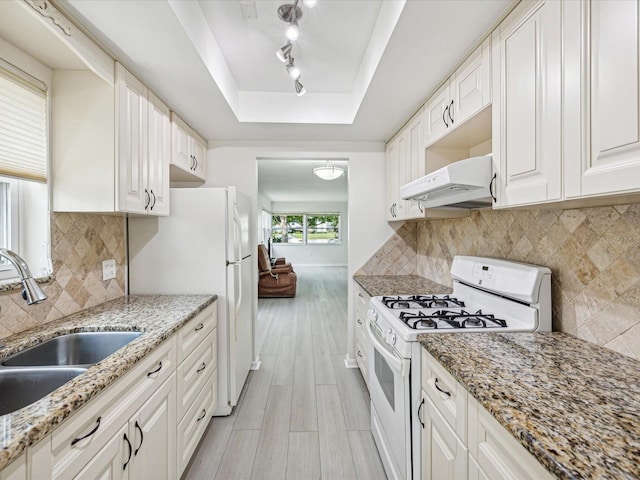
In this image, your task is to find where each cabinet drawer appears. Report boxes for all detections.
[177,370,216,477]
[422,349,467,442]
[52,337,176,480]
[177,330,216,420]
[177,303,216,364]
[355,285,370,319]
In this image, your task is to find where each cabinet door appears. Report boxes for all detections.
[396,129,410,220]
[170,114,191,173]
[493,0,562,207]
[579,0,640,197]
[116,64,147,214]
[451,39,491,126]
[191,134,207,180]
[385,139,400,220]
[403,112,426,219]
[73,425,127,480]
[421,394,467,480]
[424,83,451,147]
[129,374,176,480]
[146,91,170,216]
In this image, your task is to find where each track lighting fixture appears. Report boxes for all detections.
[276,42,293,62]
[276,1,317,95]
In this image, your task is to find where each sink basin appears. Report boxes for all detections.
[2,331,143,367]
[0,367,87,415]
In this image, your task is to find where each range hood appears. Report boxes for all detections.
[400,155,493,209]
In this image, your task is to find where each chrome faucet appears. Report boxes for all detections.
[0,248,47,305]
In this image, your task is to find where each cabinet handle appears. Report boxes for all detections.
[418,200,424,214]
[443,105,449,127]
[448,100,454,124]
[357,350,363,358]
[144,188,150,210]
[71,416,101,446]
[123,433,132,470]
[150,189,156,210]
[418,397,425,428]
[357,318,363,325]
[197,409,207,422]
[189,154,195,170]
[134,420,144,456]
[147,361,163,377]
[194,155,198,171]
[197,362,206,373]
[358,292,363,298]
[194,323,204,331]
[434,377,451,397]
[489,173,497,203]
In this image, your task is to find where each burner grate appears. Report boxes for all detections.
[381,295,465,309]
[399,309,507,330]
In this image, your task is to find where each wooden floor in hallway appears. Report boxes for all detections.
[182,266,387,480]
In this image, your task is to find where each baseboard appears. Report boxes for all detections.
[251,356,261,370]
[344,354,358,368]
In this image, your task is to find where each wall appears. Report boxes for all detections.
[358,204,640,360]
[270,201,348,266]
[206,143,392,363]
[0,212,126,338]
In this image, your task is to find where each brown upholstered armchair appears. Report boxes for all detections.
[257,244,297,298]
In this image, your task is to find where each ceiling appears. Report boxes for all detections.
[258,159,348,203]
[57,0,513,143]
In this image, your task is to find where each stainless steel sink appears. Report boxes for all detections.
[2,331,143,367]
[0,367,87,416]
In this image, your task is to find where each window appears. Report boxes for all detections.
[0,59,51,283]
[271,213,341,245]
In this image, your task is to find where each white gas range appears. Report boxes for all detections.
[366,256,551,480]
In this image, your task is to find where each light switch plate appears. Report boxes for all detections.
[102,259,116,281]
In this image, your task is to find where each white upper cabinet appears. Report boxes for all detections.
[565,0,640,199]
[386,110,426,221]
[385,138,400,221]
[492,0,563,207]
[52,64,170,215]
[425,39,492,148]
[170,113,207,183]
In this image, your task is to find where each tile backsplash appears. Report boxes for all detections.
[0,212,126,338]
[357,204,640,360]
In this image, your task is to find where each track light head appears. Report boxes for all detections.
[295,78,306,96]
[286,58,301,80]
[276,42,293,62]
[285,19,299,41]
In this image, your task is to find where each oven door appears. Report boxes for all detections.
[367,317,411,480]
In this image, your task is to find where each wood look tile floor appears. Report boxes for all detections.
[182,267,387,480]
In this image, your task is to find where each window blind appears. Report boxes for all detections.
[0,67,47,183]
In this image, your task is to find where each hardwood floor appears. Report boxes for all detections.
[182,266,387,480]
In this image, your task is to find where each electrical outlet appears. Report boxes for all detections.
[102,259,116,281]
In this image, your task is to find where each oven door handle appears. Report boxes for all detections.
[367,319,410,378]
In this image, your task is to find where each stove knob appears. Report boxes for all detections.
[390,333,397,346]
[369,309,378,322]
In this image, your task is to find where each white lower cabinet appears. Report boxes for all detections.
[353,283,371,387]
[421,349,553,480]
[2,301,218,480]
[421,393,467,480]
[74,425,127,480]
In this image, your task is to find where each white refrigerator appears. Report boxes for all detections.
[128,187,254,415]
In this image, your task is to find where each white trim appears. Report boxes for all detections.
[344,354,358,369]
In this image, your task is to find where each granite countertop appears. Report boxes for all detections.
[353,274,451,297]
[420,332,640,480]
[0,294,216,471]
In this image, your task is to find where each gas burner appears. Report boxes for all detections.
[381,295,465,309]
[399,309,507,330]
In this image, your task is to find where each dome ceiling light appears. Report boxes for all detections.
[276,0,317,96]
[313,161,344,181]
